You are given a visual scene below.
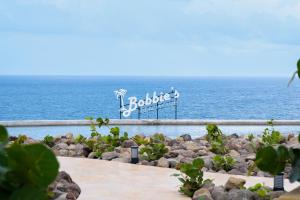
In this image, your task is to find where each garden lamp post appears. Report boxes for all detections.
[131,146,139,164]
[273,173,284,191]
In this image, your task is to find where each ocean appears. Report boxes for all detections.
[1,76,300,138]
[1,76,300,120]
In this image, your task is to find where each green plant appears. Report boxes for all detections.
[151,133,165,143]
[288,59,300,86]
[247,133,254,142]
[255,135,300,183]
[210,141,228,155]
[212,155,236,172]
[74,134,86,144]
[14,134,27,144]
[85,117,109,137]
[248,183,271,199]
[262,120,283,146]
[84,117,129,158]
[140,143,168,161]
[206,124,223,142]
[206,124,228,154]
[132,135,149,146]
[43,135,55,148]
[173,158,211,197]
[0,125,59,199]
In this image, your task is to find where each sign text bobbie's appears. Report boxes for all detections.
[114,88,179,118]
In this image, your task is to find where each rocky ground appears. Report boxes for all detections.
[192,176,285,200]
[47,132,299,178]
[14,132,300,200]
[50,171,81,200]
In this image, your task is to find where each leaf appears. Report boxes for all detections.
[298,134,300,143]
[10,185,47,200]
[6,144,59,187]
[85,117,93,120]
[256,146,278,175]
[0,125,8,144]
[193,158,204,168]
[297,59,300,78]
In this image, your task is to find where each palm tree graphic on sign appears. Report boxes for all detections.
[114,89,127,112]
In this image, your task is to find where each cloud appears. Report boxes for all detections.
[183,0,300,20]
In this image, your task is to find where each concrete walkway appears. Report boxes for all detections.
[58,157,300,200]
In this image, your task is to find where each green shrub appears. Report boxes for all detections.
[247,133,254,142]
[84,117,129,158]
[14,134,27,144]
[210,141,228,155]
[255,137,300,183]
[262,120,283,146]
[248,183,271,199]
[0,125,59,199]
[206,124,228,155]
[132,135,149,146]
[74,134,86,144]
[212,155,236,172]
[288,59,300,86]
[140,143,168,161]
[206,124,223,142]
[85,117,109,137]
[43,135,55,148]
[151,133,165,143]
[173,158,211,197]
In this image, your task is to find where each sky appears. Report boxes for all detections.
[0,0,300,76]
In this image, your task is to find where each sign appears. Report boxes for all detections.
[114,88,180,119]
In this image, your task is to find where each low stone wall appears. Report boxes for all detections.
[2,119,300,127]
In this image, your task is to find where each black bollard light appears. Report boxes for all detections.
[131,146,139,164]
[273,173,284,191]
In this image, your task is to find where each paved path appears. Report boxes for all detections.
[58,157,300,200]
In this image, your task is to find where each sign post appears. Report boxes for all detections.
[114,88,180,119]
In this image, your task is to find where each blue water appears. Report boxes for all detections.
[1,76,300,120]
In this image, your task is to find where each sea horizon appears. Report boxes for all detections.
[1,75,300,121]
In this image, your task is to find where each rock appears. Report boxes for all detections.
[211,186,228,200]
[196,149,208,156]
[227,189,257,200]
[56,143,69,150]
[67,144,76,151]
[245,154,256,161]
[192,188,213,200]
[82,147,92,157]
[278,186,300,200]
[229,133,239,139]
[101,151,119,160]
[121,140,137,148]
[53,193,67,200]
[51,171,81,200]
[269,191,286,199]
[68,150,76,157]
[140,160,155,166]
[228,150,240,157]
[59,149,69,156]
[65,133,74,139]
[180,157,193,163]
[225,177,246,191]
[179,134,192,141]
[111,157,130,163]
[170,150,196,158]
[157,157,169,168]
[228,169,244,175]
[167,158,178,168]
[182,141,201,151]
[88,152,97,159]
[201,156,213,169]
[74,144,84,156]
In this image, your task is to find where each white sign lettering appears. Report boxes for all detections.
[114,89,180,118]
